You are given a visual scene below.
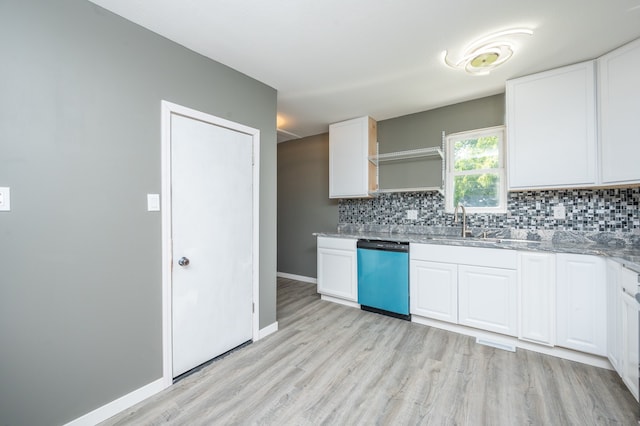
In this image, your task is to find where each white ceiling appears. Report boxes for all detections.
[89,0,640,142]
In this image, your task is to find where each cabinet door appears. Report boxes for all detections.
[556,254,607,356]
[317,239,357,302]
[329,116,376,198]
[410,260,458,323]
[518,252,555,346]
[621,267,639,401]
[506,61,597,189]
[458,265,517,336]
[606,260,623,374]
[599,38,640,185]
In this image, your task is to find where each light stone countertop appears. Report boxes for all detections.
[314,231,640,273]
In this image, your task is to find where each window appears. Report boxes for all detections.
[445,126,506,213]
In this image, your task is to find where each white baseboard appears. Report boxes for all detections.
[67,320,279,425]
[277,272,317,284]
[65,377,168,426]
[258,321,278,339]
[411,315,613,370]
[320,294,360,309]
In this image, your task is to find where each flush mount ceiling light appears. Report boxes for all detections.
[442,28,533,76]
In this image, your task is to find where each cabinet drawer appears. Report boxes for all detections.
[410,243,516,269]
[317,236,357,251]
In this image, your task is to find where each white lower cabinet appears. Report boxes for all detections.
[556,254,607,356]
[410,244,517,337]
[410,260,458,323]
[620,266,639,401]
[607,260,623,373]
[518,252,556,346]
[458,265,518,336]
[317,237,357,302]
[606,261,639,402]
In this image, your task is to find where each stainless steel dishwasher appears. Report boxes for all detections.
[356,239,410,320]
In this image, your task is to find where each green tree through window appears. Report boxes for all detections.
[446,127,506,213]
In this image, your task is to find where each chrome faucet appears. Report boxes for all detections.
[453,203,471,238]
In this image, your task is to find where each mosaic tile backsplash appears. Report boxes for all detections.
[338,187,640,246]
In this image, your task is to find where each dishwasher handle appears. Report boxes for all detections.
[357,239,409,252]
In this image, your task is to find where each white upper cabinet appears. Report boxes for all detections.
[506,61,597,190]
[598,38,640,185]
[329,116,377,198]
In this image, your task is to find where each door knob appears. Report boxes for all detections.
[178,257,190,267]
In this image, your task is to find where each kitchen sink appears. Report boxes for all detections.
[430,236,542,245]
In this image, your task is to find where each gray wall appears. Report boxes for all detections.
[277,134,338,278]
[378,94,505,189]
[0,1,277,425]
[276,94,504,279]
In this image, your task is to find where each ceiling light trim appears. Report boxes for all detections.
[442,28,533,76]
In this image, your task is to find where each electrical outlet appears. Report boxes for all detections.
[553,204,566,220]
[147,193,160,212]
[0,187,10,211]
[407,210,418,220]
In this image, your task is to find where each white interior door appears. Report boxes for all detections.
[170,113,254,378]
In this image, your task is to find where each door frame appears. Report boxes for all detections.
[160,100,260,386]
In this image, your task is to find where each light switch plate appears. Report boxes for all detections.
[0,187,10,211]
[147,194,160,212]
[407,210,418,220]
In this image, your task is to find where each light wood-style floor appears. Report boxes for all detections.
[103,277,638,425]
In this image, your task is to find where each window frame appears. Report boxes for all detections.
[445,125,507,214]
